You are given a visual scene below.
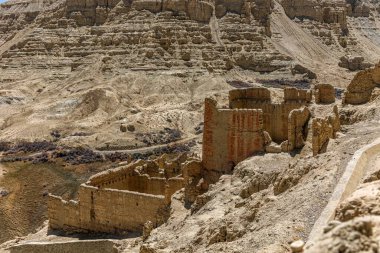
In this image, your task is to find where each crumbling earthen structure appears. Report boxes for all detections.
[311,105,340,156]
[48,154,193,234]
[202,87,340,181]
[48,87,341,235]
[228,87,311,144]
[203,87,313,181]
[315,83,335,104]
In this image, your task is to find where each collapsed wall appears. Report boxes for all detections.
[49,185,168,233]
[315,84,335,104]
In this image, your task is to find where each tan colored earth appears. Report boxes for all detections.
[0,0,379,252]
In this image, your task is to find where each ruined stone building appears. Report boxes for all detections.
[202,87,340,181]
[48,154,191,234]
[48,86,340,235]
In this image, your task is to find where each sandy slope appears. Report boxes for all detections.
[270,1,353,87]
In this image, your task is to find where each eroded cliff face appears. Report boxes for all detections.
[276,0,380,61]
[0,0,286,76]
[0,0,378,148]
[0,0,287,149]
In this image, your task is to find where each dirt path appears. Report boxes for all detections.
[96,136,198,155]
[0,163,5,181]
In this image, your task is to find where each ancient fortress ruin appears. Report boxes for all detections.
[49,154,190,234]
[203,86,340,181]
[48,86,341,235]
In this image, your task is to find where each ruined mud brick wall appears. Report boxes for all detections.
[86,159,184,196]
[312,118,334,156]
[87,160,145,187]
[202,98,265,181]
[105,175,168,195]
[284,87,312,102]
[77,185,168,233]
[49,156,187,234]
[344,62,380,105]
[167,178,185,198]
[315,84,335,104]
[311,105,340,156]
[48,195,80,231]
[48,185,168,233]
[229,87,310,143]
[182,160,207,205]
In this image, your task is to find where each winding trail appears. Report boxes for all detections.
[307,138,380,247]
[0,152,5,181]
[0,164,4,181]
[95,136,198,155]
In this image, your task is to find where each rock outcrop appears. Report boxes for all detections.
[344,62,380,105]
[336,181,380,222]
[279,0,348,28]
[339,55,372,71]
[306,216,380,253]
[308,181,380,253]
[311,105,340,156]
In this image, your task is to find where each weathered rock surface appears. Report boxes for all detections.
[344,62,380,104]
[339,55,372,71]
[336,181,380,222]
[306,216,380,253]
